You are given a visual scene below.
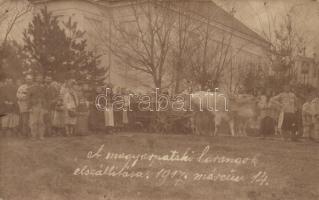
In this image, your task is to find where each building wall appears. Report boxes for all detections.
[29,0,270,92]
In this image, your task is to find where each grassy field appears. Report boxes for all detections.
[0,133,318,200]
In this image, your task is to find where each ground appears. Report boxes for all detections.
[0,133,318,200]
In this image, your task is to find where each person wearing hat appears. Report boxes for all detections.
[257,88,276,138]
[16,75,33,137]
[271,84,299,141]
[51,93,65,136]
[43,76,58,137]
[28,74,47,140]
[63,79,79,136]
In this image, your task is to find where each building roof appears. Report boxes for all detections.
[182,1,268,45]
[28,0,269,46]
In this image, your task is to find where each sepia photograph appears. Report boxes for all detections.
[0,0,319,199]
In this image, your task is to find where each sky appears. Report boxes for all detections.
[214,0,319,55]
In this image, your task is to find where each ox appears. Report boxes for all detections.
[187,91,259,136]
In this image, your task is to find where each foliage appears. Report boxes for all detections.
[241,63,266,94]
[101,1,174,90]
[170,2,194,93]
[23,7,105,86]
[0,1,31,47]
[0,1,31,81]
[268,14,306,85]
[292,83,317,101]
[0,41,26,81]
[184,23,233,91]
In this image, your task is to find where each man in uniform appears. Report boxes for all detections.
[271,85,299,141]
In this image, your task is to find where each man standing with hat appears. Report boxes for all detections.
[43,76,58,137]
[16,75,33,137]
[271,84,299,141]
[28,74,47,140]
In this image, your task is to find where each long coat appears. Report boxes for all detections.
[63,90,78,125]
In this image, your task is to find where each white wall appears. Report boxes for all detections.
[19,0,270,92]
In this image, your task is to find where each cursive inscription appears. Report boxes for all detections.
[73,145,269,187]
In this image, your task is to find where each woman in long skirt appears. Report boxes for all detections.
[52,95,65,136]
[105,87,114,133]
[76,89,89,136]
[88,87,106,134]
[63,80,78,136]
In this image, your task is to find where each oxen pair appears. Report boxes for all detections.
[187,91,260,137]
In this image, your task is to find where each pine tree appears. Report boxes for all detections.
[23,7,106,86]
[0,41,25,81]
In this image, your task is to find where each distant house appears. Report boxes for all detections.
[28,0,270,92]
[294,55,319,88]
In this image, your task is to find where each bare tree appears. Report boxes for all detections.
[184,16,235,91]
[0,1,9,26]
[170,2,196,94]
[169,2,252,94]
[99,0,175,90]
[257,4,307,85]
[270,15,305,79]
[0,0,31,80]
[0,0,32,47]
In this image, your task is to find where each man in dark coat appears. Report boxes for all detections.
[28,74,47,140]
[43,76,58,136]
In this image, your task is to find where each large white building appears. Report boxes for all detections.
[26,0,270,92]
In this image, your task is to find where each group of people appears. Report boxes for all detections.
[1,75,319,142]
[181,83,319,142]
[0,75,129,140]
[255,84,319,141]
